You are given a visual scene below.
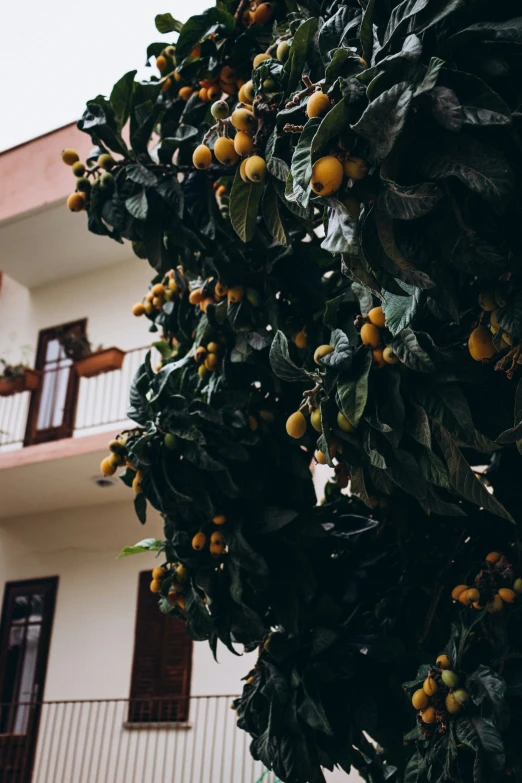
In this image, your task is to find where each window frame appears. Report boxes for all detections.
[24,319,86,447]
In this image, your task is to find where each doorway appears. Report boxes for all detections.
[0,578,58,782]
[24,320,86,446]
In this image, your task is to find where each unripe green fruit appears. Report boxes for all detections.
[337,412,356,433]
[445,693,462,714]
[441,670,458,689]
[286,411,306,439]
[263,78,276,91]
[76,177,91,193]
[246,288,260,307]
[343,157,368,180]
[454,689,469,705]
[245,155,266,182]
[211,100,230,120]
[100,172,114,189]
[164,433,177,450]
[276,41,290,62]
[514,578,522,594]
[98,153,115,170]
[72,161,86,177]
[310,408,322,432]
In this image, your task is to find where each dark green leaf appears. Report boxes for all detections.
[360,0,377,66]
[378,179,444,220]
[257,507,299,534]
[269,330,311,383]
[311,97,351,157]
[351,82,413,160]
[262,181,289,246]
[285,18,319,94]
[382,283,422,335]
[388,328,434,372]
[229,168,264,243]
[442,69,511,126]
[321,198,358,255]
[433,423,514,522]
[336,349,372,427]
[291,118,321,192]
[422,136,514,213]
[134,492,147,524]
[127,163,157,188]
[110,70,137,130]
[431,87,463,131]
[176,8,235,62]
[321,329,353,371]
[155,13,183,33]
[125,188,148,220]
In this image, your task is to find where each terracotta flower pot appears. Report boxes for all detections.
[74,347,126,379]
[0,368,41,397]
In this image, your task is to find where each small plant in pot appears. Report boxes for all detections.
[57,327,125,379]
[0,356,40,397]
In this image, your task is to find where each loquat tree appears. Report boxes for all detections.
[63,0,522,780]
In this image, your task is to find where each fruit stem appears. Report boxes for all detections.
[283,124,305,134]
[285,76,322,109]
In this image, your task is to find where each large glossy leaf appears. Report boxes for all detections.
[456,716,505,770]
[312,97,352,156]
[378,179,443,219]
[109,70,137,130]
[321,329,353,371]
[431,87,463,131]
[321,199,358,255]
[269,330,311,383]
[352,82,413,160]
[336,350,372,426]
[291,118,321,192]
[229,168,264,243]
[125,188,148,220]
[262,181,289,247]
[382,0,429,47]
[388,328,434,372]
[77,97,129,157]
[285,18,319,94]
[467,665,508,724]
[360,0,377,66]
[383,284,422,335]
[434,423,514,522]
[176,8,235,61]
[317,6,359,63]
[422,136,514,212]
[155,13,182,33]
[442,69,511,126]
[118,538,164,557]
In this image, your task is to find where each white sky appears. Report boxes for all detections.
[0,0,209,151]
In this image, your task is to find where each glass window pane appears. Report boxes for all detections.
[13,624,42,733]
[45,339,60,363]
[29,594,43,623]
[11,595,29,624]
[51,367,70,428]
[37,370,57,430]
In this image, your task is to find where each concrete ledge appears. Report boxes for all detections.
[0,430,119,472]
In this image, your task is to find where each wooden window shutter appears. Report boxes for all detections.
[129,571,193,722]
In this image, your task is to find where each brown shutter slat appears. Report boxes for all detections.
[129,572,193,722]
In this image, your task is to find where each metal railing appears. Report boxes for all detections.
[0,695,277,783]
[0,346,149,451]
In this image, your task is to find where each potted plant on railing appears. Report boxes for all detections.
[57,327,125,379]
[0,359,40,397]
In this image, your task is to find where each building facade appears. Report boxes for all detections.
[0,126,356,783]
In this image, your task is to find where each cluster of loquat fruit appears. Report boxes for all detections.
[100,437,130,477]
[358,306,399,368]
[149,562,188,611]
[468,288,518,364]
[61,148,116,212]
[451,551,522,613]
[191,514,227,556]
[193,340,223,380]
[132,270,184,318]
[410,655,469,729]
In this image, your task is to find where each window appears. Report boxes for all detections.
[129,571,193,723]
[24,320,86,446]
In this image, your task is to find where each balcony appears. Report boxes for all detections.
[0,695,278,783]
[0,346,152,520]
[0,346,148,453]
